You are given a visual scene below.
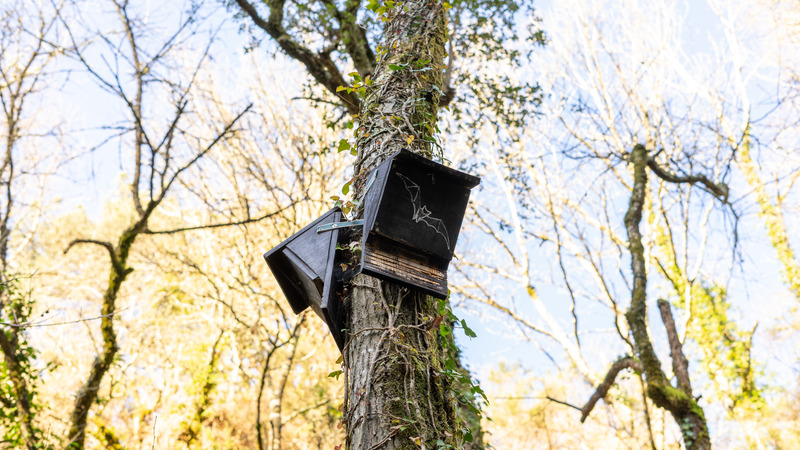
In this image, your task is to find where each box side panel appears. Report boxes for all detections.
[362,158,393,243]
[321,211,347,352]
[283,248,324,318]
[265,252,311,315]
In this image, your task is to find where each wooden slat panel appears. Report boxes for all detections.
[362,237,448,299]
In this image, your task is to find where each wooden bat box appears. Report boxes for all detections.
[263,208,347,351]
[358,149,480,298]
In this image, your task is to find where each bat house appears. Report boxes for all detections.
[358,149,480,298]
[263,208,347,351]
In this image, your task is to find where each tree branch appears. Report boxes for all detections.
[63,239,118,267]
[155,103,253,205]
[580,356,643,422]
[545,396,583,412]
[232,0,360,115]
[0,310,127,329]
[625,145,711,449]
[647,156,728,202]
[657,299,692,394]
[624,144,670,389]
[319,0,374,78]
[144,204,292,235]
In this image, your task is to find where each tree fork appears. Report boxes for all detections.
[64,222,142,448]
[343,1,459,448]
[622,144,710,450]
[581,145,713,450]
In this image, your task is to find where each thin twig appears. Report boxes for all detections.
[545,396,583,412]
[144,204,290,235]
[1,309,128,329]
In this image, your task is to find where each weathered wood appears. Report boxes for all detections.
[264,208,347,349]
[362,234,447,298]
[357,149,479,298]
[264,208,340,314]
[321,223,351,351]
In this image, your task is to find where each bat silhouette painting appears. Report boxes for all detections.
[395,172,451,250]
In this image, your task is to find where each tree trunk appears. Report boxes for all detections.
[344,1,459,448]
[66,224,140,448]
[582,145,718,448]
[624,145,711,450]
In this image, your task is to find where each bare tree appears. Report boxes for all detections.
[54,1,291,446]
[452,0,795,447]
[0,1,66,447]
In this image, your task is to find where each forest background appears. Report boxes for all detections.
[1,0,799,448]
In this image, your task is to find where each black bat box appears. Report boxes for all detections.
[263,208,346,351]
[359,149,480,298]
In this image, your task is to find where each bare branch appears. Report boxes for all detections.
[458,290,555,340]
[155,103,253,205]
[647,156,729,202]
[1,309,128,329]
[144,203,291,235]
[545,396,583,412]
[63,239,117,264]
[580,356,643,422]
[232,0,360,114]
[657,299,692,394]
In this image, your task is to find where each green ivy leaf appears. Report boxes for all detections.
[471,384,488,402]
[337,139,351,152]
[463,429,474,442]
[461,319,477,338]
[328,370,343,379]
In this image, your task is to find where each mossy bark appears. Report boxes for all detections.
[344,2,460,449]
[624,145,710,450]
[66,212,151,448]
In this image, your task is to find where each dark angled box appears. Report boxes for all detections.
[357,149,480,298]
[263,208,346,351]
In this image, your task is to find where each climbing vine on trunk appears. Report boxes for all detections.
[342,2,464,449]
